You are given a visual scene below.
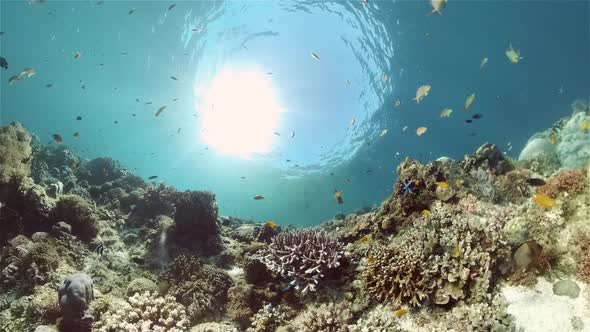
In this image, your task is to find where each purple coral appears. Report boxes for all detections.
[257,229,344,294]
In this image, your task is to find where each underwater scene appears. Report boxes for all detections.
[0,0,589,331]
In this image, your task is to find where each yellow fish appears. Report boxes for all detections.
[359,235,372,243]
[455,179,464,188]
[505,44,523,63]
[452,244,461,258]
[350,116,355,128]
[580,120,590,132]
[464,93,475,112]
[533,193,555,209]
[437,181,449,189]
[427,0,447,16]
[264,221,277,228]
[549,134,557,145]
[416,126,428,136]
[412,85,431,104]
[379,129,388,137]
[422,209,431,215]
[480,57,488,70]
[440,108,453,118]
[393,308,408,317]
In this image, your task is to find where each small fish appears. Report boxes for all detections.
[455,179,464,187]
[359,235,372,243]
[350,116,356,127]
[177,128,181,134]
[172,98,179,101]
[253,195,265,200]
[96,1,104,5]
[465,119,473,123]
[168,4,176,10]
[240,176,246,179]
[333,190,344,204]
[148,175,158,180]
[310,52,321,61]
[290,130,295,138]
[382,74,389,82]
[472,113,483,119]
[402,126,408,132]
[366,169,373,174]
[52,134,63,144]
[264,221,277,228]
[73,132,80,139]
[393,308,408,317]
[0,57,7,70]
[533,193,555,209]
[464,93,475,111]
[345,178,352,184]
[480,57,488,70]
[394,100,401,108]
[273,132,281,136]
[367,255,375,264]
[345,80,351,86]
[45,83,53,88]
[286,159,291,162]
[427,0,447,15]
[145,102,153,105]
[505,43,523,63]
[128,8,135,15]
[114,120,118,124]
[379,129,388,137]
[8,75,20,85]
[76,116,82,120]
[412,85,431,104]
[437,181,449,189]
[95,243,105,257]
[422,209,431,215]
[549,134,557,145]
[440,108,453,118]
[526,178,546,186]
[580,120,590,132]
[120,52,128,55]
[74,51,81,60]
[170,76,178,81]
[21,68,36,78]
[155,106,166,117]
[416,127,427,136]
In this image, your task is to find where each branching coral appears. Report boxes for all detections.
[51,195,99,243]
[364,200,512,307]
[256,229,344,294]
[247,303,293,332]
[538,169,586,199]
[94,292,190,332]
[0,122,33,184]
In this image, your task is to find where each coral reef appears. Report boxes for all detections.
[94,292,190,332]
[0,122,33,184]
[256,229,344,294]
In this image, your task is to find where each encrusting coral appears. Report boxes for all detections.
[94,292,190,332]
[256,229,344,294]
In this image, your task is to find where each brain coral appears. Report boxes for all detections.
[0,122,33,184]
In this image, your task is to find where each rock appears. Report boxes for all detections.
[58,273,94,332]
[126,278,159,296]
[244,258,272,285]
[513,241,542,269]
[51,221,72,236]
[31,232,50,242]
[552,280,580,299]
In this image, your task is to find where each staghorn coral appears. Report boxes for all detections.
[256,229,344,294]
[0,122,33,184]
[286,301,353,332]
[94,292,190,332]
[538,169,586,199]
[51,195,99,243]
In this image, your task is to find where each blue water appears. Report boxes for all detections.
[1,0,588,226]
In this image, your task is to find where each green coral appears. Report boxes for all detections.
[0,122,33,184]
[52,195,99,243]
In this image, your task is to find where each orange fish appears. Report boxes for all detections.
[264,221,277,228]
[533,193,555,209]
[359,235,372,243]
[416,127,428,136]
[436,181,449,189]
